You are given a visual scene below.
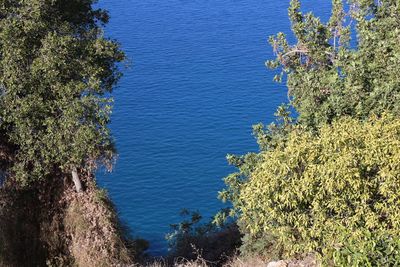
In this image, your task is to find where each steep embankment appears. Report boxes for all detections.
[0,171,136,267]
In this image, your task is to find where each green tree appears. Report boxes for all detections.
[220,0,400,263]
[0,0,124,191]
[267,0,400,127]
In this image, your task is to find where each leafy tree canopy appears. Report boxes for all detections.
[267,0,400,127]
[0,0,124,186]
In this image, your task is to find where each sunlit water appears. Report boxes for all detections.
[96,0,332,255]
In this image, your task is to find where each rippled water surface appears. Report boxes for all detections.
[97,0,332,255]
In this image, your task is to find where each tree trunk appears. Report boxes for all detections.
[71,167,83,193]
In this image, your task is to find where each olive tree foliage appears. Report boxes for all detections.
[267,0,400,128]
[0,0,124,190]
[220,0,400,212]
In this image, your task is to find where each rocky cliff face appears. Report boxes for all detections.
[0,172,136,267]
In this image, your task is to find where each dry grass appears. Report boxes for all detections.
[143,254,317,267]
[223,256,267,267]
[64,179,133,267]
[142,254,268,267]
[0,171,137,267]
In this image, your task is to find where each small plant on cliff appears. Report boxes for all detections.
[0,0,124,191]
[166,209,241,265]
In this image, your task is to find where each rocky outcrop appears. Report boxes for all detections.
[0,173,137,267]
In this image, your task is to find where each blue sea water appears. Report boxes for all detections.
[97,0,332,255]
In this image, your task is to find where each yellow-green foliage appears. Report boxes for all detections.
[238,114,400,265]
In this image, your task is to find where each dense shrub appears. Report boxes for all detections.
[219,1,400,264]
[167,210,241,266]
[236,114,400,265]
